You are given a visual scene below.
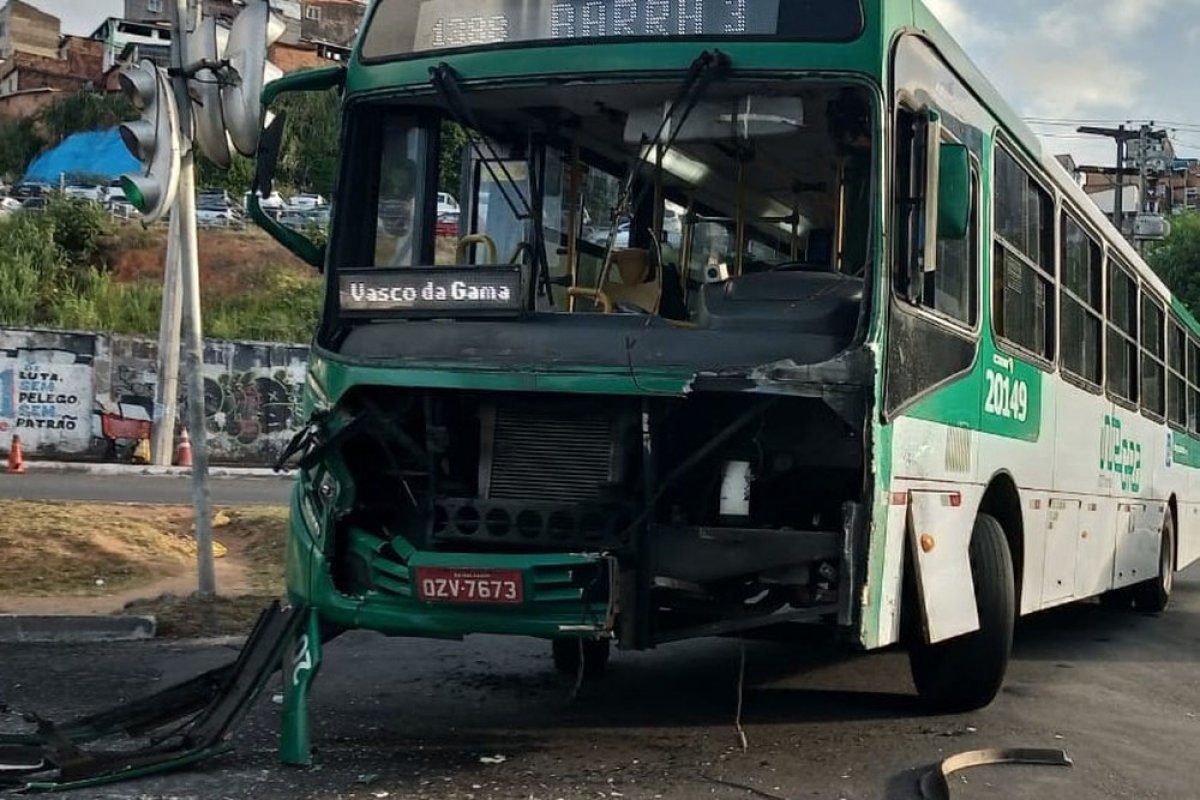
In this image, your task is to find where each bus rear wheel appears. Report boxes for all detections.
[909,513,1015,713]
[1132,512,1175,613]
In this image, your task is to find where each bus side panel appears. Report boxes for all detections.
[975,369,1056,615]
[889,416,986,644]
[1112,412,1170,589]
[907,487,981,642]
[1053,381,1116,601]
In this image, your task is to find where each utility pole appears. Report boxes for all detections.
[1077,124,1142,232]
[151,212,182,466]
[170,0,216,598]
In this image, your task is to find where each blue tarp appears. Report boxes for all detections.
[23,129,140,184]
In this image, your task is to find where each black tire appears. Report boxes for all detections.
[909,513,1015,713]
[1132,512,1175,613]
[551,638,610,677]
[1099,587,1132,610]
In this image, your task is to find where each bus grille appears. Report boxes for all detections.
[486,406,616,502]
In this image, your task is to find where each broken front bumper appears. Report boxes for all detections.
[286,485,616,640]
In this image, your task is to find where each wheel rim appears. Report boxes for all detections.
[1162,536,1174,595]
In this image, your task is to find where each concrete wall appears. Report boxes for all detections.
[0,0,61,61]
[0,328,309,465]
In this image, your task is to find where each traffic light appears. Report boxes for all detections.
[117,59,180,224]
[220,0,285,156]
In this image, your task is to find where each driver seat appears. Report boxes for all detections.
[570,248,662,314]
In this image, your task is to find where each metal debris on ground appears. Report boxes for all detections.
[918,747,1073,800]
[0,602,299,792]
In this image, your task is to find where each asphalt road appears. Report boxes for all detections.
[2,568,1198,799]
[0,471,293,506]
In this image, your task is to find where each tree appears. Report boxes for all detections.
[275,88,341,196]
[0,118,45,182]
[39,92,136,145]
[1148,214,1200,317]
[439,121,469,196]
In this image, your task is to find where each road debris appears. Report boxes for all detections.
[919,747,1073,800]
[0,602,299,792]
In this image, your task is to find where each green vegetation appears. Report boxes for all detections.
[0,93,136,182]
[1149,214,1200,318]
[0,197,321,342]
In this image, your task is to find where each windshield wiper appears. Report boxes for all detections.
[429,63,532,222]
[598,50,731,274]
[430,63,554,307]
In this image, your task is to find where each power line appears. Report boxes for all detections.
[1026,117,1200,133]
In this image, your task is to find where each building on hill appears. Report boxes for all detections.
[0,0,60,60]
[90,17,172,72]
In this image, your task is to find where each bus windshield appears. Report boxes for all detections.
[345,78,875,331]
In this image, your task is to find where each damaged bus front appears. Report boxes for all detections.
[257,0,892,764]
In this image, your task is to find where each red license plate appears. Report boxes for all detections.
[415,567,524,605]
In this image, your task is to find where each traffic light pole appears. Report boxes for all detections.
[151,212,182,466]
[171,0,216,598]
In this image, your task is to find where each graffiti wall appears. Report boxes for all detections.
[1,328,309,465]
[0,333,95,453]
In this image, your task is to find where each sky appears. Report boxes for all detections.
[925,0,1200,166]
[24,0,122,38]
[21,0,1200,167]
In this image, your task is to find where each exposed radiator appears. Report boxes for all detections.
[482,405,617,503]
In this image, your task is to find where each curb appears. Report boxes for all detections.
[0,614,157,643]
[15,462,292,479]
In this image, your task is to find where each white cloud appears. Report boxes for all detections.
[925,0,982,44]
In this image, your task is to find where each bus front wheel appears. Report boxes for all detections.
[1132,512,1175,613]
[909,513,1015,713]
[552,637,610,677]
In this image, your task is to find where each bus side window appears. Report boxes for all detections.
[893,108,977,326]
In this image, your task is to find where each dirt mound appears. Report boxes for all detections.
[108,227,315,297]
[0,502,288,632]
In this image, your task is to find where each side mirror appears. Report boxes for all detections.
[937,142,971,240]
[254,111,285,198]
[251,65,346,270]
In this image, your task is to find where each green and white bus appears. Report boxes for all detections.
[251,0,1197,763]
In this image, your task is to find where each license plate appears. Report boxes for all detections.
[415,567,524,605]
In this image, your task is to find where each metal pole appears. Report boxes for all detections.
[1113,125,1125,231]
[151,212,182,466]
[171,0,215,597]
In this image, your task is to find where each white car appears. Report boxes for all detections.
[244,190,286,212]
[64,184,105,202]
[0,196,23,217]
[437,192,460,216]
[287,193,327,210]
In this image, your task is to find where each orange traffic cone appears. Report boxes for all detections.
[7,434,26,474]
[174,428,193,467]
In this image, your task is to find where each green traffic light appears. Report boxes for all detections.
[120,176,146,212]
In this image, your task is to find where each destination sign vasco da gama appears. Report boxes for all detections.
[339,268,524,316]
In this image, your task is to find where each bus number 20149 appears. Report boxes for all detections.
[984,369,1029,422]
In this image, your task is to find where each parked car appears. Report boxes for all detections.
[196,190,243,227]
[0,196,23,218]
[243,190,287,216]
[287,192,327,211]
[437,192,460,217]
[11,182,51,201]
[64,184,105,202]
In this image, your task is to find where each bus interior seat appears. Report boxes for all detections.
[569,247,663,314]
